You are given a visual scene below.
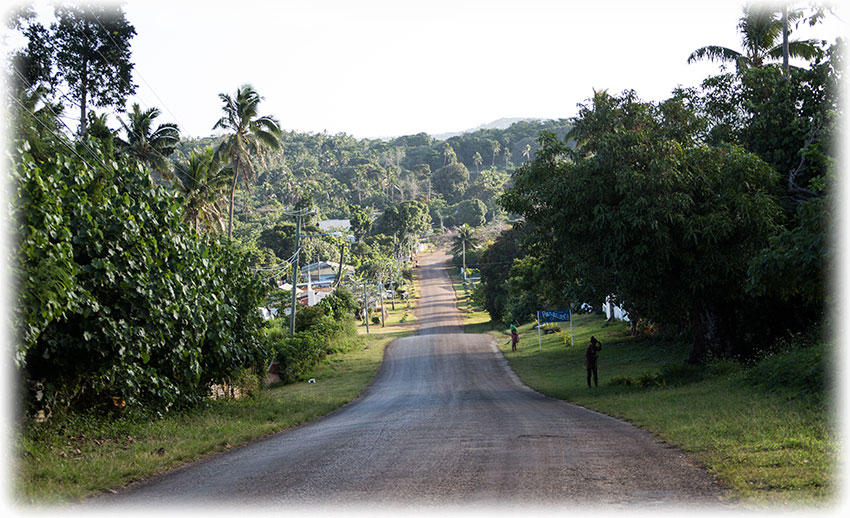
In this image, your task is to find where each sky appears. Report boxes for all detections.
[5,0,846,139]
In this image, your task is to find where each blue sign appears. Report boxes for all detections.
[538,310,571,323]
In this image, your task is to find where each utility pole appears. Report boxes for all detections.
[286,208,315,335]
[379,275,385,327]
[363,282,370,334]
[289,212,302,335]
[462,240,466,282]
[334,242,346,288]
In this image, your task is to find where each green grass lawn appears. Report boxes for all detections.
[488,314,836,507]
[13,330,402,504]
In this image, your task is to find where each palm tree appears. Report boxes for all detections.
[442,142,457,166]
[451,224,479,275]
[522,143,532,163]
[491,142,500,167]
[172,146,232,234]
[472,151,483,172]
[213,84,282,238]
[117,103,180,182]
[687,3,821,72]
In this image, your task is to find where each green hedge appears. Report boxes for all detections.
[12,140,270,414]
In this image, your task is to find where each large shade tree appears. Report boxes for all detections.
[51,3,136,137]
[502,90,783,362]
[213,84,282,238]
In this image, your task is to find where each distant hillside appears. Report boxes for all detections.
[432,117,541,140]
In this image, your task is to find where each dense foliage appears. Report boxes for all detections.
[266,289,360,384]
[12,138,269,414]
[490,14,839,362]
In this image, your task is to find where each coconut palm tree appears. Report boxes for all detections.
[451,224,479,275]
[213,84,282,238]
[687,3,822,71]
[472,151,483,172]
[172,146,232,234]
[442,142,457,166]
[116,103,180,182]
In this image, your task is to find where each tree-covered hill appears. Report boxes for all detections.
[175,119,572,220]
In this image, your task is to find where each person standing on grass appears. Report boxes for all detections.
[509,320,520,352]
[585,336,602,387]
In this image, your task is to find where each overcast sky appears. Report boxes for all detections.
[5,0,847,139]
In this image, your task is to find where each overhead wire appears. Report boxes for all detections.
[11,32,209,187]
[11,68,112,171]
[10,96,101,171]
[15,10,208,187]
[90,12,188,133]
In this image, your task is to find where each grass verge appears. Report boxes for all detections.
[355,282,419,336]
[487,314,836,507]
[447,268,491,328]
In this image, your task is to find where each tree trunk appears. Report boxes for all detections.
[688,301,733,363]
[79,61,88,137]
[227,155,239,239]
[627,307,639,335]
[782,5,790,78]
[606,295,616,322]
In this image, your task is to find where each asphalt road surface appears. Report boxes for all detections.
[94,249,726,510]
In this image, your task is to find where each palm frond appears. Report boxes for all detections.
[767,39,825,62]
[687,46,742,64]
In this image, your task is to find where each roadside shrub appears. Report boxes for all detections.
[659,362,707,386]
[274,332,328,383]
[12,142,270,415]
[294,305,331,333]
[541,323,561,334]
[266,289,360,384]
[318,288,359,320]
[744,339,829,395]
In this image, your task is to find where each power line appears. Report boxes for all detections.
[22,8,186,140]
[10,96,100,171]
[89,11,188,133]
[11,69,114,171]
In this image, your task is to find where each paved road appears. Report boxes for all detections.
[95,249,726,509]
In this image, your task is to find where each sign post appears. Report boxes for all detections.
[536,310,573,349]
[537,311,542,351]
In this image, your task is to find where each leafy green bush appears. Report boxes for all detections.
[318,288,359,320]
[267,288,359,384]
[12,141,270,415]
[541,323,561,334]
[659,361,708,386]
[744,339,828,395]
[273,332,328,384]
